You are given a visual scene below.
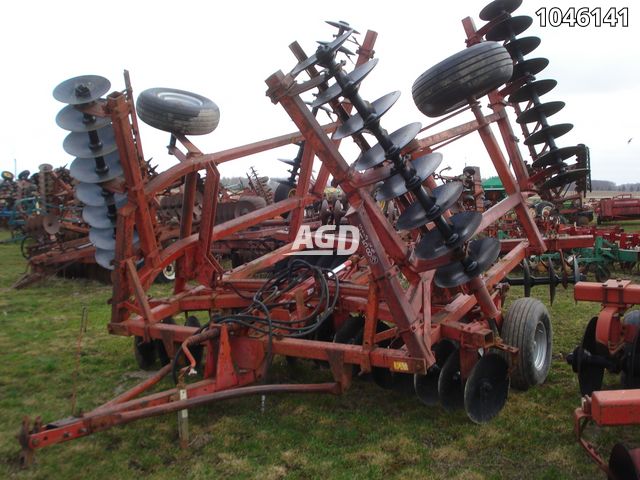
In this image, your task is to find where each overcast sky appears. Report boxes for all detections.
[1,0,637,185]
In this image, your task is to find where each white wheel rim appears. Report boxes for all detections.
[533,320,548,371]
[162,262,176,280]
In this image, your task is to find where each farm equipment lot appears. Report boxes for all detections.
[0,228,638,479]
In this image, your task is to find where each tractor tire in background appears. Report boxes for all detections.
[136,88,220,135]
[500,297,552,390]
[274,183,295,203]
[412,42,513,117]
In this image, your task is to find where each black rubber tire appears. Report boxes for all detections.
[501,297,552,390]
[412,42,513,118]
[274,183,295,203]
[233,196,266,218]
[136,87,220,135]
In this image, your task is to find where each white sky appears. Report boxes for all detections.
[1,0,638,184]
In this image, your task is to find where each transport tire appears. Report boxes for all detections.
[501,297,552,390]
[136,87,220,135]
[412,42,513,117]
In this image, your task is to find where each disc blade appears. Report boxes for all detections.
[325,20,360,35]
[464,353,510,424]
[53,75,111,105]
[70,152,123,184]
[95,248,115,270]
[63,125,117,158]
[540,169,589,191]
[278,158,297,167]
[609,443,640,480]
[479,0,523,20]
[415,211,482,261]
[509,79,557,104]
[354,122,422,171]
[505,36,541,58]
[434,237,501,289]
[374,152,443,202]
[83,199,126,229]
[438,347,464,411]
[311,58,379,108]
[76,182,126,207]
[333,91,401,140]
[524,123,573,146]
[90,227,138,250]
[548,257,557,305]
[56,105,112,132]
[522,260,532,297]
[511,57,549,81]
[532,145,581,169]
[577,317,604,395]
[486,15,533,41]
[42,214,60,235]
[516,101,565,124]
[415,340,457,406]
[396,181,462,231]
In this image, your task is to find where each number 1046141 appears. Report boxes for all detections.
[535,7,629,27]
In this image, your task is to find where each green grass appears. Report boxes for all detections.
[0,230,637,480]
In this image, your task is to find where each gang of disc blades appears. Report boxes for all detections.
[508,79,557,104]
[486,15,533,41]
[95,248,116,270]
[333,91,401,140]
[70,152,123,184]
[374,152,443,202]
[63,125,117,158]
[396,181,463,231]
[505,36,541,58]
[434,237,501,289]
[609,443,640,480]
[354,122,422,171]
[291,29,354,77]
[438,347,464,411]
[56,105,112,132]
[479,0,522,20]
[414,211,482,261]
[310,58,379,108]
[463,353,510,424]
[524,123,573,146]
[541,168,589,191]
[532,145,581,169]
[415,340,457,406]
[53,75,111,105]
[516,101,565,124]
[511,57,549,81]
[76,182,126,207]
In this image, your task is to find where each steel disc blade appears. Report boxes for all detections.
[53,75,111,105]
[95,248,115,270]
[75,182,126,207]
[505,36,541,58]
[628,330,640,387]
[486,15,533,41]
[83,206,115,229]
[511,57,549,81]
[524,123,573,146]
[609,443,640,480]
[479,0,522,20]
[548,257,557,305]
[541,168,589,191]
[516,101,565,124]
[464,353,510,424]
[438,347,464,411]
[374,152,443,202]
[434,237,501,289]
[291,30,353,77]
[415,340,457,406]
[90,227,138,250]
[63,125,117,158]
[532,145,581,169]
[396,182,463,231]
[56,105,112,132]
[333,91,401,140]
[522,260,532,297]
[325,20,360,34]
[311,58,379,108]
[415,211,482,261]
[354,122,422,171]
[70,152,123,184]
[509,79,557,104]
[576,317,604,395]
[42,214,60,235]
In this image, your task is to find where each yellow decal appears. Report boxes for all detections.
[392,361,409,372]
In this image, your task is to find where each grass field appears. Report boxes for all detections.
[0,227,639,480]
